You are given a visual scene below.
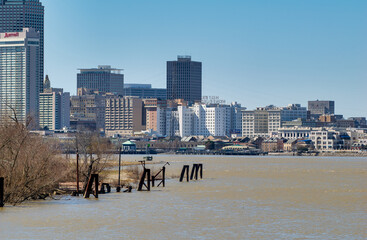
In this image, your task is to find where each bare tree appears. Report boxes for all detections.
[75,132,113,193]
[0,117,68,205]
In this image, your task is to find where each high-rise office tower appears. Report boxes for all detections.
[167,56,202,103]
[0,0,45,92]
[0,28,40,124]
[77,65,124,96]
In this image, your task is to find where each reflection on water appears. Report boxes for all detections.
[1,156,367,239]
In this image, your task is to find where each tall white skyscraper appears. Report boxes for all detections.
[0,0,45,92]
[0,28,40,124]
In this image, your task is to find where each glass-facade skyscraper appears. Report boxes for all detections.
[167,56,202,104]
[0,0,44,92]
[77,65,124,96]
[0,28,40,123]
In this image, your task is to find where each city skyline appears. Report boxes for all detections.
[42,0,367,118]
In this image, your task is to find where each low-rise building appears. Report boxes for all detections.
[261,138,284,152]
[276,127,311,139]
[309,128,351,150]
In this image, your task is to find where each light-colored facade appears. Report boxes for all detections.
[229,102,245,136]
[0,28,40,124]
[276,127,311,139]
[39,88,70,130]
[309,128,351,150]
[105,97,144,137]
[193,104,227,137]
[0,0,45,92]
[242,104,307,138]
[143,98,167,132]
[160,102,244,138]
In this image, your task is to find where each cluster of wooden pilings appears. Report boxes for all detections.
[0,161,204,206]
[137,161,169,191]
[180,164,203,182]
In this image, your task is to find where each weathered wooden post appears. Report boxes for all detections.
[138,169,151,191]
[94,174,99,198]
[76,151,80,195]
[199,164,203,179]
[179,165,190,182]
[151,175,155,187]
[84,174,99,198]
[0,177,4,207]
[162,166,166,187]
[190,164,198,180]
[152,162,169,188]
[117,147,122,192]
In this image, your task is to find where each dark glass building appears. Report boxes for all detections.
[167,56,202,103]
[77,65,124,96]
[0,0,44,92]
[308,100,335,118]
[124,83,167,99]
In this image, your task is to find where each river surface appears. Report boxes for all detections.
[0,155,367,240]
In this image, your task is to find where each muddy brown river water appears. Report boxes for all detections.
[0,155,366,239]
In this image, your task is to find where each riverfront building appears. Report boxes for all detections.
[159,102,244,138]
[0,0,44,92]
[0,28,40,124]
[242,104,308,138]
[167,56,202,103]
[77,65,124,96]
[124,84,167,99]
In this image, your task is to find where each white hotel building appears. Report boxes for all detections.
[162,102,243,138]
[0,28,40,124]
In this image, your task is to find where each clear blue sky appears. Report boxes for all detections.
[43,0,367,118]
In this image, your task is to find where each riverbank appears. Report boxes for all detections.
[268,151,367,157]
[1,155,366,239]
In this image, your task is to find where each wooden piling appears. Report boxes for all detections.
[76,152,80,194]
[151,176,155,187]
[0,177,4,207]
[179,165,190,182]
[138,169,151,191]
[152,165,167,188]
[162,166,165,187]
[84,174,99,198]
[94,174,99,198]
[190,164,198,180]
[190,164,203,180]
[118,147,122,189]
[199,164,203,179]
